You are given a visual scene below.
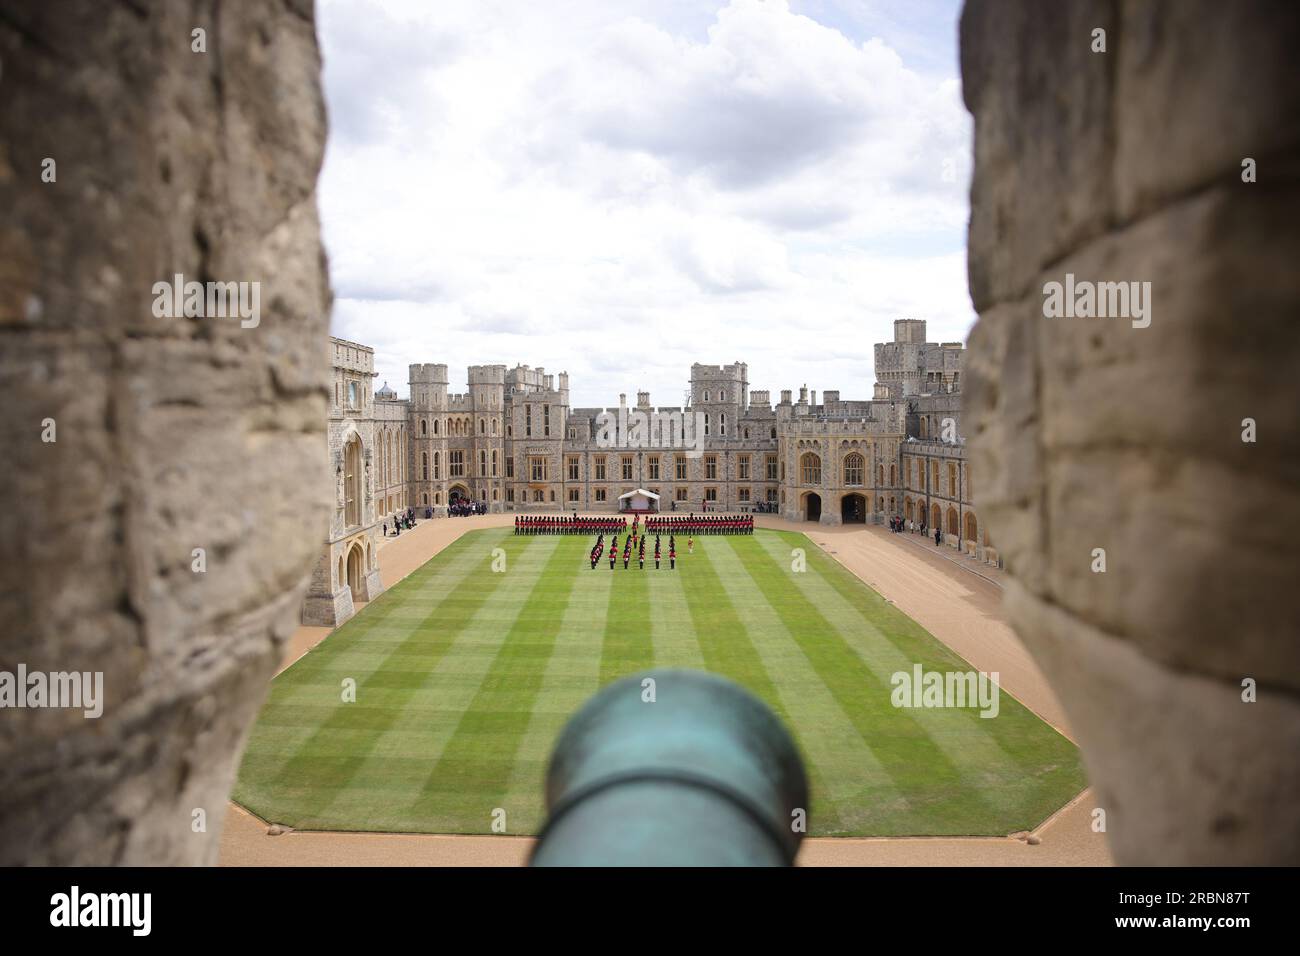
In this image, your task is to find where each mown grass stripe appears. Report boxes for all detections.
[758,531,1084,829]
[234,532,501,794]
[597,545,655,686]
[679,541,846,834]
[502,543,613,833]
[403,536,579,831]
[235,531,530,824]
[736,533,1009,834]
[709,537,900,834]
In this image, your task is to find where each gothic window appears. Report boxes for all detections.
[800,453,821,485]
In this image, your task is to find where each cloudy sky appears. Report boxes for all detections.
[319,0,973,407]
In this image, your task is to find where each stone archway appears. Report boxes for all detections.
[345,543,364,600]
[841,493,866,524]
[448,483,470,503]
[804,492,822,522]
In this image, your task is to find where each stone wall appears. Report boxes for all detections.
[0,0,331,863]
[960,0,1300,864]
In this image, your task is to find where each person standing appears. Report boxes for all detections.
[669,543,676,570]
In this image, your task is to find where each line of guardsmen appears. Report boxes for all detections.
[515,515,627,535]
[645,514,753,535]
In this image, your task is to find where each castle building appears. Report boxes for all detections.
[303,321,996,625]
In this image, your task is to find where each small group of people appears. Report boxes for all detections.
[884,515,944,546]
[752,501,778,514]
[645,514,753,536]
[590,518,676,570]
[384,508,416,536]
[449,499,485,517]
[515,514,626,536]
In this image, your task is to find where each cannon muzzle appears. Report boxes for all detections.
[531,669,809,866]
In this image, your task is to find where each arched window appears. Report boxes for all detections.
[433,451,440,479]
[704,414,710,436]
[770,427,777,439]
[422,452,429,480]
[344,436,362,528]
[720,413,727,437]
[844,453,864,486]
[878,464,885,486]
[420,419,427,436]
[889,464,896,486]
[947,506,959,535]
[480,419,485,434]
[704,390,710,402]
[434,418,440,435]
[800,453,821,485]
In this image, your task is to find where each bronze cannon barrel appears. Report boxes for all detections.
[531,669,809,866]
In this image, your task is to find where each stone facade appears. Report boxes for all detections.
[311,321,987,620]
[960,0,1300,864]
[0,0,331,864]
[301,340,392,626]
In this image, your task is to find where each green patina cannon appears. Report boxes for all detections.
[531,669,809,866]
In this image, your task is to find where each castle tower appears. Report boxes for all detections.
[690,361,747,442]
[409,363,448,411]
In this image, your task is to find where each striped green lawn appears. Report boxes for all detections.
[233,528,1085,836]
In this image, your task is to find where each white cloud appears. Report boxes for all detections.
[318,0,973,406]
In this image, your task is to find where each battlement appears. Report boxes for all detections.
[690,361,748,382]
[467,364,506,386]
[408,363,448,385]
[893,318,928,344]
[331,337,375,374]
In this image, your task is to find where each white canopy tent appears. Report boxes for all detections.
[617,488,661,513]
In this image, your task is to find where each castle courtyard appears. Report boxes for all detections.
[221,512,1111,867]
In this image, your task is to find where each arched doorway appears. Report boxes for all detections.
[804,492,822,522]
[449,484,470,504]
[841,493,866,523]
[345,544,364,600]
[947,506,959,536]
[931,502,941,531]
[964,511,978,543]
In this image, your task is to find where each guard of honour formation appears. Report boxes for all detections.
[513,513,755,571]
